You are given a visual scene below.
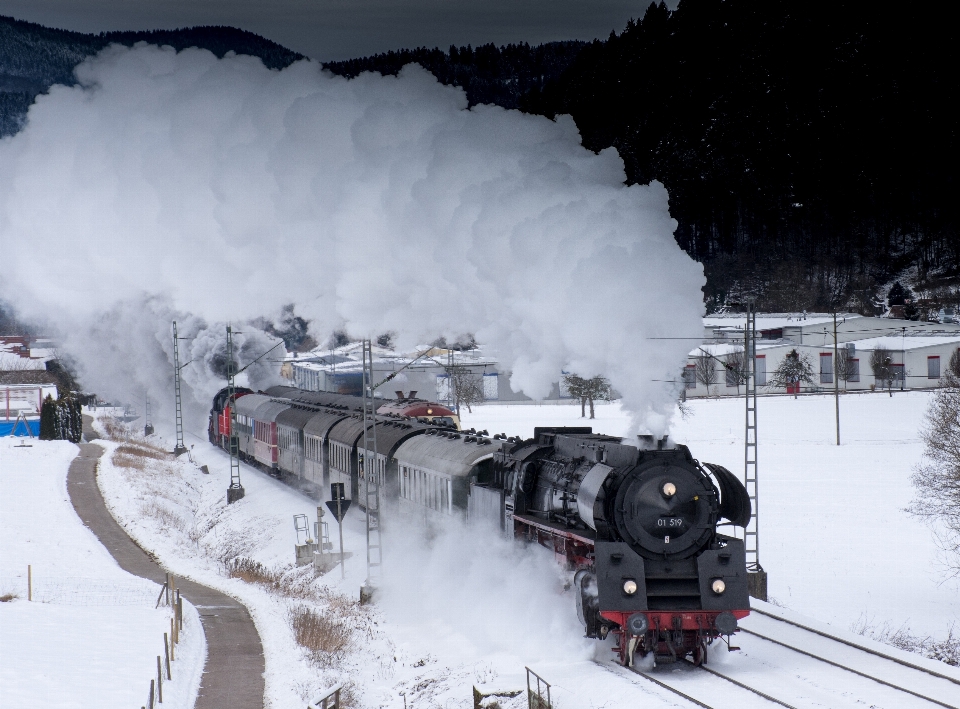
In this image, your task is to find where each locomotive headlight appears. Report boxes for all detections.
[623,579,638,595]
[712,579,726,595]
[662,482,677,498]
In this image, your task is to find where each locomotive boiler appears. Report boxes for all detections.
[484,427,752,666]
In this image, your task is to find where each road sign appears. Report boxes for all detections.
[325,498,352,523]
[326,486,350,579]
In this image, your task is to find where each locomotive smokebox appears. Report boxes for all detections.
[613,451,719,561]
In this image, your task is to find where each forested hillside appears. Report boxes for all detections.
[0,15,303,134]
[324,2,959,313]
[324,41,585,110]
[3,3,957,313]
[521,1,959,312]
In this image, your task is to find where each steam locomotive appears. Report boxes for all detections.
[209,386,751,666]
[478,428,752,666]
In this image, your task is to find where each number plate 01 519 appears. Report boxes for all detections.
[655,516,685,530]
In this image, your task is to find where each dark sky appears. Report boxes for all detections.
[0,0,676,62]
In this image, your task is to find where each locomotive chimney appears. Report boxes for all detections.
[395,390,405,400]
[409,390,417,399]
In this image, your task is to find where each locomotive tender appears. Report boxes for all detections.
[209,386,751,666]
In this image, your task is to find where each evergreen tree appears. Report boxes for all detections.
[39,394,56,440]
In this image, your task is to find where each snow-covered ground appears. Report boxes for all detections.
[0,437,204,709]
[23,390,954,708]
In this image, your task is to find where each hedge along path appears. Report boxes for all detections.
[68,431,265,709]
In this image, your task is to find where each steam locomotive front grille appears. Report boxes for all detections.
[645,575,702,610]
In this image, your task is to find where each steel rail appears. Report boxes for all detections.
[607,660,792,709]
[750,607,960,686]
[599,661,716,708]
[633,670,716,709]
[691,663,798,709]
[741,628,958,709]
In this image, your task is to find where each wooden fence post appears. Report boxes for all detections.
[164,573,169,606]
[178,595,183,633]
[170,618,176,660]
[148,680,155,709]
[164,633,171,680]
[157,655,163,703]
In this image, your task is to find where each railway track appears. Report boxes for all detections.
[600,605,959,709]
[604,659,794,709]
[739,605,960,708]
[748,606,960,686]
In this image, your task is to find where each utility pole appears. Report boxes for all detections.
[901,327,906,392]
[833,313,840,446]
[743,299,766,600]
[361,339,381,601]
[226,325,245,504]
[172,321,188,456]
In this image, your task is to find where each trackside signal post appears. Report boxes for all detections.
[226,325,245,504]
[743,300,767,600]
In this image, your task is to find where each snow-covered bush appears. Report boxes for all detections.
[911,370,960,578]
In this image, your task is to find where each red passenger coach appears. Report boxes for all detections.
[377,392,461,430]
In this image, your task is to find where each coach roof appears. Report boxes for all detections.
[233,393,270,418]
[392,433,495,478]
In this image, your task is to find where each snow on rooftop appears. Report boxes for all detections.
[704,313,863,329]
[0,352,46,370]
[688,341,785,357]
[846,335,960,351]
[290,343,499,372]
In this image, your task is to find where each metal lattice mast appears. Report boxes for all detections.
[172,321,187,456]
[743,300,766,599]
[226,325,245,503]
[362,339,382,585]
[144,392,154,437]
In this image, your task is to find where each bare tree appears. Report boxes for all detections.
[870,347,896,396]
[835,348,858,390]
[562,373,589,417]
[724,346,749,394]
[694,354,718,397]
[583,375,612,418]
[562,373,612,418]
[444,363,485,415]
[909,370,960,577]
[949,349,960,378]
[768,348,814,398]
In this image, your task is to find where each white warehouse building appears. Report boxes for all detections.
[685,313,960,398]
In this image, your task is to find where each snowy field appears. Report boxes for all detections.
[74,388,958,708]
[0,437,204,709]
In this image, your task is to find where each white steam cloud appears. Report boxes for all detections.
[0,43,704,434]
